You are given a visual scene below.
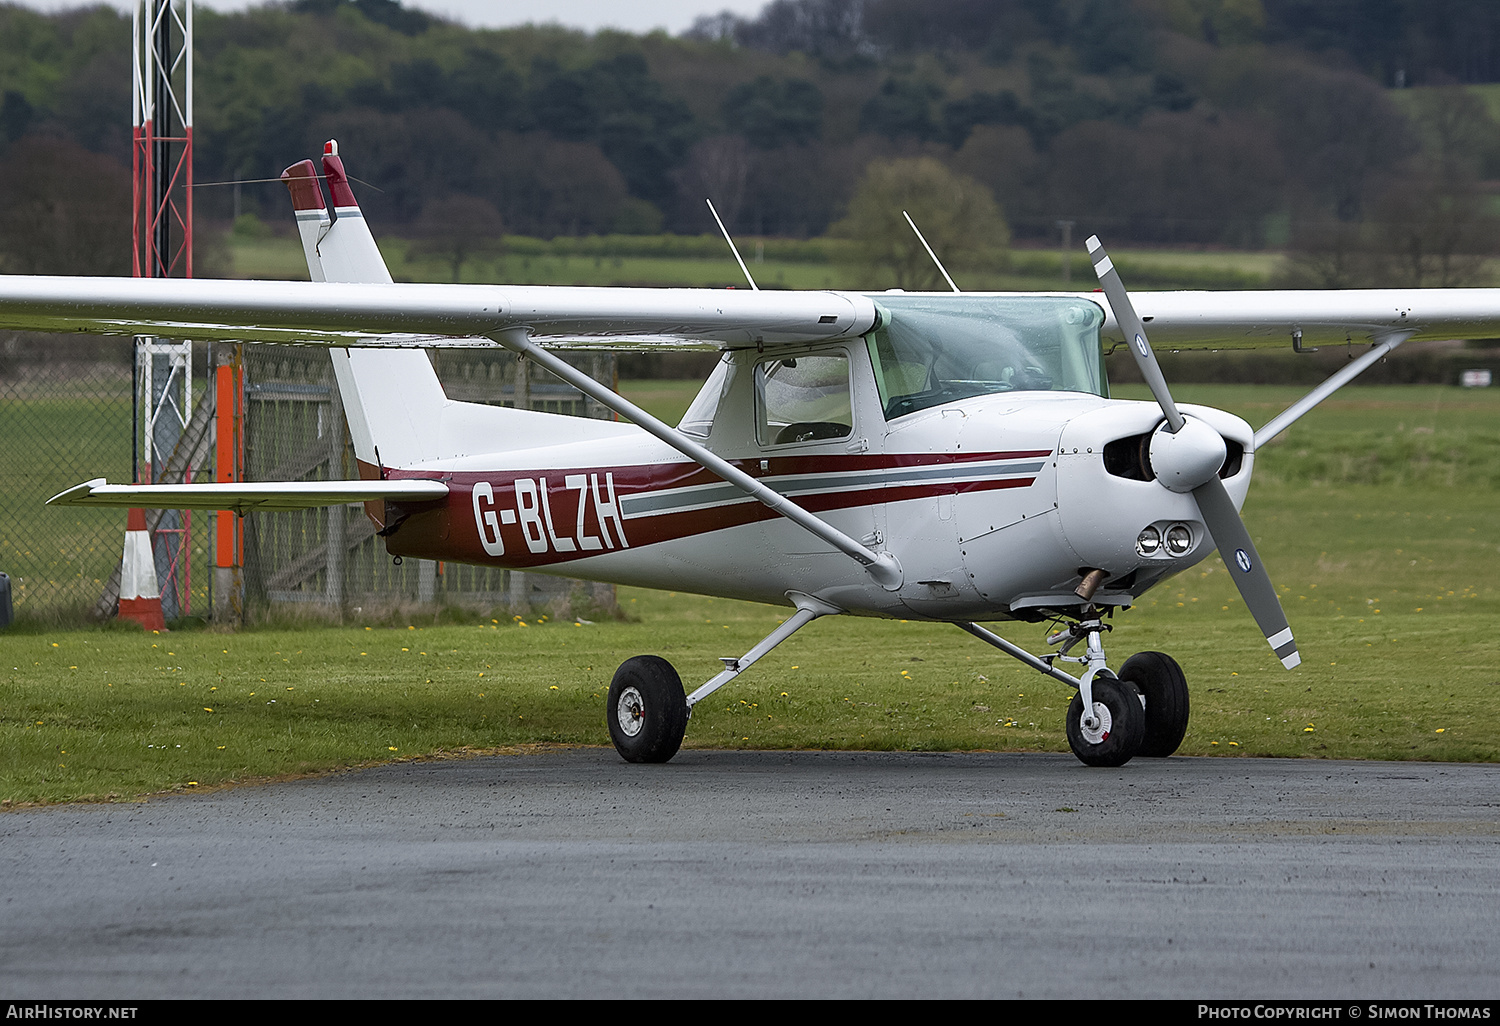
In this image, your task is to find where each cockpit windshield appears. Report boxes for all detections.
[865,294,1106,421]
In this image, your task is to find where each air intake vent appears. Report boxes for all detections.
[1104,432,1245,481]
[1103,432,1152,481]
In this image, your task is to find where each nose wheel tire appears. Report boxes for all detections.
[1066,674,1145,767]
[1119,651,1190,757]
[607,655,688,764]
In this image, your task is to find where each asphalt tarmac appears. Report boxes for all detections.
[2,749,1497,999]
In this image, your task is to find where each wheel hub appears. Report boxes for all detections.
[1079,701,1112,745]
[616,685,645,737]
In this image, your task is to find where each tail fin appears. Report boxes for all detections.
[278,141,628,496]
[315,141,396,285]
[280,160,328,282]
[281,140,448,476]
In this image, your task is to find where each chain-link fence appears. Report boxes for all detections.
[242,346,618,617]
[0,333,167,622]
[0,331,617,625]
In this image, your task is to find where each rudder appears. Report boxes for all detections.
[281,141,448,473]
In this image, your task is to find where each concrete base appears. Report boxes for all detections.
[213,565,243,627]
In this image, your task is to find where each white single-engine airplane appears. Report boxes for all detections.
[4,141,1500,766]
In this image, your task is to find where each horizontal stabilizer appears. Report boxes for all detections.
[47,479,448,515]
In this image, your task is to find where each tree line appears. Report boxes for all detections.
[2,0,1499,287]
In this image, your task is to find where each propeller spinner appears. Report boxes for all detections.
[1087,236,1301,670]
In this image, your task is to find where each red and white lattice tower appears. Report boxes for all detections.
[132,0,192,282]
[125,0,196,627]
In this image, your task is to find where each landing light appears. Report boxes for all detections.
[1136,526,1161,556]
[1165,524,1193,556]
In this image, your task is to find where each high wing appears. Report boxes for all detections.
[47,478,449,515]
[3,276,1500,352]
[1098,288,1500,349]
[0,275,877,351]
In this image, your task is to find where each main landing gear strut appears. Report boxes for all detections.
[603,599,1188,768]
[605,593,841,763]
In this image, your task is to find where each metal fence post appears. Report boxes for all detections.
[212,343,244,626]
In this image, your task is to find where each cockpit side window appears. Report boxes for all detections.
[755,352,853,446]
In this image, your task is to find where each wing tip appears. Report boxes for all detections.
[47,478,105,506]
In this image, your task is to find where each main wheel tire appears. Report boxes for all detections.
[607,655,688,764]
[1119,651,1189,758]
[1065,673,1145,768]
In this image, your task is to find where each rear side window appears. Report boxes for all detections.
[678,356,732,438]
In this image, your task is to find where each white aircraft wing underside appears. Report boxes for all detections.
[5,277,1500,351]
[0,277,877,350]
[1080,287,1500,348]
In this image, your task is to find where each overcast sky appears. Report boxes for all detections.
[9,0,771,34]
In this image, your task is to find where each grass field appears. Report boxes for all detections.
[224,232,1305,291]
[2,382,1498,804]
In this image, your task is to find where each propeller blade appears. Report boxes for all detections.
[1087,234,1299,670]
[1086,235,1184,433]
[1192,478,1301,669]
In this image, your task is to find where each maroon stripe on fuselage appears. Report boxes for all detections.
[604,476,1035,560]
[612,448,1054,495]
[381,451,1048,568]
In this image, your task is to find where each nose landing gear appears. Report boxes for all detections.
[958,613,1191,767]
[1065,673,1144,767]
[1048,616,1146,766]
[1118,651,1190,758]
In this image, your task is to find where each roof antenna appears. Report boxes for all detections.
[904,210,961,292]
[706,198,758,291]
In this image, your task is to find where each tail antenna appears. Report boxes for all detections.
[903,211,960,293]
[706,198,759,291]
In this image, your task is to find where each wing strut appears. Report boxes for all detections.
[489,327,904,591]
[1253,329,1414,449]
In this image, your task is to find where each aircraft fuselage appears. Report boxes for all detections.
[380,379,1254,623]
